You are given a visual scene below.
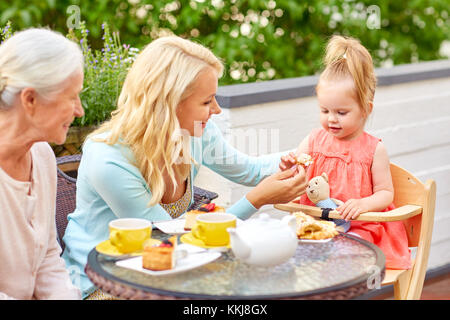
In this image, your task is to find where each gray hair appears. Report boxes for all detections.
[0,28,83,109]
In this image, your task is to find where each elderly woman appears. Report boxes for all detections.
[0,28,84,299]
[62,36,306,299]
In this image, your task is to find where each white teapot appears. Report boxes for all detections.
[227,213,298,266]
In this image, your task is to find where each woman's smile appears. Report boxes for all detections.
[201,118,210,128]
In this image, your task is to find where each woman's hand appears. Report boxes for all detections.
[279,151,297,171]
[337,198,369,221]
[247,165,306,209]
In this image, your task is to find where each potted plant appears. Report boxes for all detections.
[58,22,139,156]
[0,21,139,156]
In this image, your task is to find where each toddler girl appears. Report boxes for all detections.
[281,35,411,269]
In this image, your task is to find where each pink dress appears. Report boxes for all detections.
[298,128,411,270]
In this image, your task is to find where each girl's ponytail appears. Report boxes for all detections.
[319,35,376,118]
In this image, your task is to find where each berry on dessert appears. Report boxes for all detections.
[183,203,225,230]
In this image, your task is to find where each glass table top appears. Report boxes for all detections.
[89,231,385,299]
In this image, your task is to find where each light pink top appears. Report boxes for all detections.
[0,142,80,299]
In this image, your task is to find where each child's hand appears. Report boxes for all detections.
[247,165,306,209]
[337,199,368,221]
[279,152,298,171]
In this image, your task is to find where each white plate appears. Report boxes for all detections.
[115,244,221,276]
[153,217,243,235]
[298,238,333,243]
[153,219,188,235]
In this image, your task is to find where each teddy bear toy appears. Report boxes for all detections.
[306,172,350,233]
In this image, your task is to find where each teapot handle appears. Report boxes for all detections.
[282,215,297,234]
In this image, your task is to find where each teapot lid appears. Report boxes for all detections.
[241,213,284,230]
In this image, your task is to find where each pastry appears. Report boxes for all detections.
[293,211,338,240]
[293,210,315,224]
[184,203,225,230]
[142,236,177,271]
[296,153,314,168]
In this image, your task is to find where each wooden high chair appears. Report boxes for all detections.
[275,163,436,300]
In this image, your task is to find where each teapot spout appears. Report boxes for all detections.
[227,228,251,260]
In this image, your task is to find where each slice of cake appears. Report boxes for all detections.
[184,203,225,231]
[142,236,177,271]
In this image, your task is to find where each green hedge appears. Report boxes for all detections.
[1,0,449,126]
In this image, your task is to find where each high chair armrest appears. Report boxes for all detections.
[274,203,423,222]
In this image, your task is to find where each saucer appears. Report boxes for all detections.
[96,238,161,257]
[180,232,230,250]
[116,244,221,276]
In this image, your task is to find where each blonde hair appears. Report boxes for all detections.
[90,36,223,206]
[317,35,376,118]
[0,28,83,109]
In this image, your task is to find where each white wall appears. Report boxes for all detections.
[194,76,450,270]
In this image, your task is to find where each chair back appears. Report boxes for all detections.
[55,154,81,251]
[54,154,219,250]
[390,163,436,247]
[390,163,436,299]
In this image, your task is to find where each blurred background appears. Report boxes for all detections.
[1,0,449,86]
[2,1,449,297]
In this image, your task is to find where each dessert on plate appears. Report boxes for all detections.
[184,203,225,231]
[142,235,177,271]
[296,153,314,169]
[293,211,338,240]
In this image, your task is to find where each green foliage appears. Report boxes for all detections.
[1,0,449,126]
[1,21,138,126]
[0,21,12,40]
[67,22,138,126]
[1,0,449,85]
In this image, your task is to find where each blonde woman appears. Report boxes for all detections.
[0,28,83,299]
[62,36,306,299]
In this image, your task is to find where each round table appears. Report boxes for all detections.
[85,232,385,300]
